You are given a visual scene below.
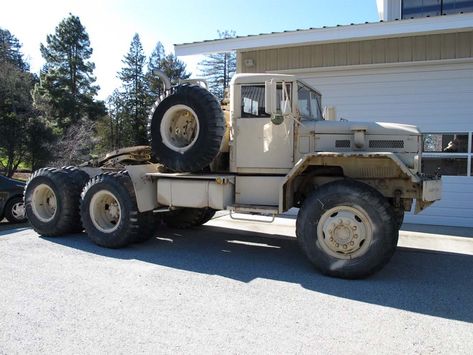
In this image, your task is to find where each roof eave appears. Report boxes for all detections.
[174,13,473,56]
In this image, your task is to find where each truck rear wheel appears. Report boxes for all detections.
[80,172,154,248]
[150,85,225,172]
[163,208,216,229]
[25,168,86,236]
[296,180,398,279]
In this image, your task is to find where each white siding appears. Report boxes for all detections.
[404,177,473,227]
[296,61,473,131]
[295,61,473,227]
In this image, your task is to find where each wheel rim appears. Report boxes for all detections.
[317,205,373,260]
[160,104,200,153]
[89,190,121,233]
[31,184,57,222]
[11,201,25,220]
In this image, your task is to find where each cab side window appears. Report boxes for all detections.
[241,85,270,118]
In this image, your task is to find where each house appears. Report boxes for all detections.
[174,0,473,227]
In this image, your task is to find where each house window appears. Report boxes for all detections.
[422,132,472,176]
[402,0,473,18]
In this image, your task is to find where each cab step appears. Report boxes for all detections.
[227,204,279,223]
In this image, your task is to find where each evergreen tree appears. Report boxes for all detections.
[160,53,191,85]
[198,30,236,100]
[34,14,105,131]
[146,42,166,98]
[27,116,55,171]
[0,28,29,71]
[104,89,129,149]
[0,62,31,176]
[118,33,150,146]
[146,43,190,99]
[0,28,55,176]
[0,61,54,176]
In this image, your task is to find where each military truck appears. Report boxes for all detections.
[24,72,441,279]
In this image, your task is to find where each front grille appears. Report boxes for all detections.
[335,140,351,148]
[369,140,404,149]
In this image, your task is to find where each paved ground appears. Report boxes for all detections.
[1,216,473,354]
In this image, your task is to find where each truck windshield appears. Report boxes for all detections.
[297,82,323,120]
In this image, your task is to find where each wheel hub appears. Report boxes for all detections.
[31,184,57,222]
[89,190,121,233]
[317,207,373,259]
[11,202,25,219]
[161,104,200,153]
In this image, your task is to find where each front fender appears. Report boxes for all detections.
[279,152,440,213]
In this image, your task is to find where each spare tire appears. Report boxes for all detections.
[150,85,225,172]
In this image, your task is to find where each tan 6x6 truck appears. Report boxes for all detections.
[24,72,441,279]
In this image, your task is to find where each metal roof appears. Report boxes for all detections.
[174,13,473,56]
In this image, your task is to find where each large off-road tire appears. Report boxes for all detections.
[62,166,90,186]
[4,196,27,223]
[150,85,225,172]
[296,180,398,279]
[25,168,85,236]
[80,172,154,248]
[163,208,216,229]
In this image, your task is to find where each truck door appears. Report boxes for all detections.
[234,83,294,172]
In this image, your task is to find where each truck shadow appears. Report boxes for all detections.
[43,224,473,324]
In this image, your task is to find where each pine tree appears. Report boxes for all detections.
[0,28,54,176]
[147,42,166,98]
[118,33,150,146]
[34,14,105,131]
[0,28,29,71]
[147,42,191,99]
[160,53,191,85]
[104,89,128,149]
[0,62,31,176]
[198,30,236,100]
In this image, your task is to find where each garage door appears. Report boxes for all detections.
[294,60,473,227]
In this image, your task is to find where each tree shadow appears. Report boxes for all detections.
[43,224,473,323]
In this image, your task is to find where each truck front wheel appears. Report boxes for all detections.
[296,180,398,279]
[80,172,154,248]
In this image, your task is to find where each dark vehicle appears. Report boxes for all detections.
[0,175,27,223]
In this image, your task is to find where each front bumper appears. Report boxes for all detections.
[422,179,442,202]
[415,178,442,213]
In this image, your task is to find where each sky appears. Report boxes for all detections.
[0,0,379,100]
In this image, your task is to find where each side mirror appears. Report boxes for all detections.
[265,79,277,115]
[280,82,292,116]
[266,80,292,125]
